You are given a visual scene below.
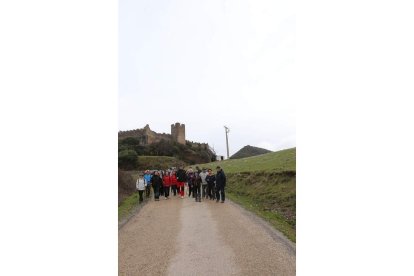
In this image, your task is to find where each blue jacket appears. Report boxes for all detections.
[144,174,152,185]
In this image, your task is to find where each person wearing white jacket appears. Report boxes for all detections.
[136,173,145,203]
[199,168,208,199]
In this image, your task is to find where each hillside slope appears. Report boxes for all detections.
[230,145,272,159]
[195,147,296,242]
[196,147,295,173]
[119,137,214,164]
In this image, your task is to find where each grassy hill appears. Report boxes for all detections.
[194,147,296,242]
[196,148,295,173]
[230,145,272,159]
[118,137,214,165]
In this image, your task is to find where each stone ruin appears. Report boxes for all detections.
[118,122,186,145]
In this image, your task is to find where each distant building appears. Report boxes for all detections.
[216,155,225,161]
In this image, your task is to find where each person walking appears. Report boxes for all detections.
[159,170,165,197]
[151,171,162,201]
[136,172,145,203]
[170,171,178,196]
[205,168,216,200]
[187,168,195,198]
[162,171,171,199]
[199,168,208,199]
[215,166,227,203]
[143,170,152,198]
[176,166,187,199]
[193,171,202,202]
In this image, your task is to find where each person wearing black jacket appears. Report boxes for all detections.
[176,166,187,198]
[215,166,226,203]
[205,169,216,200]
[193,172,202,202]
[187,168,195,198]
[151,171,163,201]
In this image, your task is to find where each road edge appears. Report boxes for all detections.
[227,199,296,255]
[118,199,150,230]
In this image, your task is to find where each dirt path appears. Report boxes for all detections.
[119,195,295,276]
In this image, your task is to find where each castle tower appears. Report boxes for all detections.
[171,122,185,145]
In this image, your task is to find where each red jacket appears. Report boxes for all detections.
[170,174,178,185]
[162,175,171,187]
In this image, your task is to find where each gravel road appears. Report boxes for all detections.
[119,195,295,275]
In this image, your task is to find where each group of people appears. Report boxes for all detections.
[136,165,227,204]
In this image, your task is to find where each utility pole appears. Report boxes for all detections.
[224,126,230,159]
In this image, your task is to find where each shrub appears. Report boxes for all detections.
[118,149,138,170]
[119,137,140,146]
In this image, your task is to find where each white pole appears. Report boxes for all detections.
[224,126,230,159]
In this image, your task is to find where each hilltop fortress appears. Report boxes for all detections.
[118,122,207,149]
[119,122,215,164]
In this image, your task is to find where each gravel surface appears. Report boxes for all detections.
[118,197,182,275]
[119,195,296,275]
[167,198,239,276]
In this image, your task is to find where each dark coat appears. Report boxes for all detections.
[193,172,201,186]
[187,172,195,185]
[215,170,226,187]
[176,169,187,182]
[151,175,163,189]
[206,174,216,185]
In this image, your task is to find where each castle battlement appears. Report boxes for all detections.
[171,122,185,145]
[118,122,186,145]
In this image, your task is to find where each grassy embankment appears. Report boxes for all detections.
[118,155,187,222]
[195,148,296,242]
[118,192,139,221]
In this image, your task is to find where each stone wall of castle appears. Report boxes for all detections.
[187,141,209,150]
[118,127,147,144]
[171,123,185,145]
[118,123,186,145]
[118,123,215,162]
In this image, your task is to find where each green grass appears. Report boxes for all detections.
[194,147,296,242]
[226,171,296,242]
[118,192,139,222]
[195,148,295,173]
[227,193,295,242]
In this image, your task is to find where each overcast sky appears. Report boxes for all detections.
[119,0,295,157]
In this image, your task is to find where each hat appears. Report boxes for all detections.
[216,166,221,169]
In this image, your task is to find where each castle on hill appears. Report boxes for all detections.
[119,122,215,163]
[118,122,199,146]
